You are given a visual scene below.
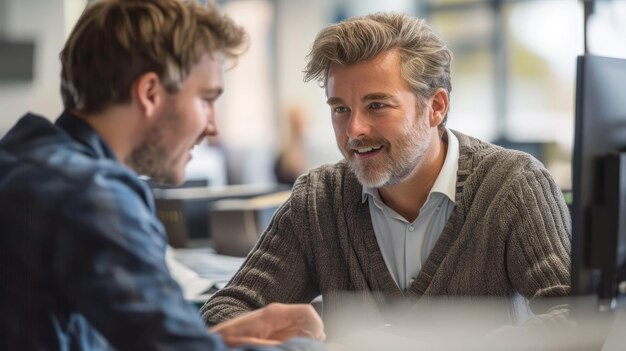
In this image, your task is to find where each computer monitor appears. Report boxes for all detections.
[571,54,626,307]
[0,40,35,82]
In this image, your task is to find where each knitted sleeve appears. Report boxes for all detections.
[499,161,571,301]
[200,177,320,326]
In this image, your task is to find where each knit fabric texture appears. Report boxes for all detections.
[201,130,571,333]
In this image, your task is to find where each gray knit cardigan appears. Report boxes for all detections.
[201,130,571,333]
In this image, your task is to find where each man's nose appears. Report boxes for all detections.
[205,118,218,137]
[346,110,369,139]
[203,110,218,137]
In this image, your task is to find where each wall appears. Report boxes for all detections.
[0,0,67,135]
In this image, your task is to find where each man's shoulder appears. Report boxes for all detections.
[453,129,545,174]
[0,115,145,206]
[0,141,155,246]
[294,160,356,189]
[309,159,351,177]
[2,113,78,162]
[451,130,561,214]
[290,160,361,204]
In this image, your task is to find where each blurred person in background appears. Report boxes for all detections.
[0,0,324,349]
[202,11,570,339]
[274,105,309,186]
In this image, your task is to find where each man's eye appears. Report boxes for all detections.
[333,106,349,113]
[369,102,386,109]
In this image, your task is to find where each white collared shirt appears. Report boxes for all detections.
[362,129,459,291]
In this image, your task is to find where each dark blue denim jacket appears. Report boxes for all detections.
[0,112,322,351]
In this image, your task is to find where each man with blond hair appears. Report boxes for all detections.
[0,0,324,349]
[203,12,570,337]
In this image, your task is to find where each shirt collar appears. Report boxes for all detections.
[54,110,118,162]
[362,128,459,204]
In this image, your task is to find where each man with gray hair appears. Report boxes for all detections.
[202,12,570,338]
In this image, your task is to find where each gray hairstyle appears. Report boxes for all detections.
[304,12,453,133]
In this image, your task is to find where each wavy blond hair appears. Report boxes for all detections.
[60,0,248,114]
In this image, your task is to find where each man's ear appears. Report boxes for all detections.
[428,88,449,128]
[134,72,164,119]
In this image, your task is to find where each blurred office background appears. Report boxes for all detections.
[1,0,626,190]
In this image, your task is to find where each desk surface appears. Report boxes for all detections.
[166,246,245,302]
[167,247,626,350]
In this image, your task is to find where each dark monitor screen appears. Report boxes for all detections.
[0,40,35,82]
[571,55,626,302]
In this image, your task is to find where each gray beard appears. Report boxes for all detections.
[346,129,431,189]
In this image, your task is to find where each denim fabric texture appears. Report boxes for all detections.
[0,112,323,351]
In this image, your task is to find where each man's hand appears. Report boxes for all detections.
[210,303,326,347]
